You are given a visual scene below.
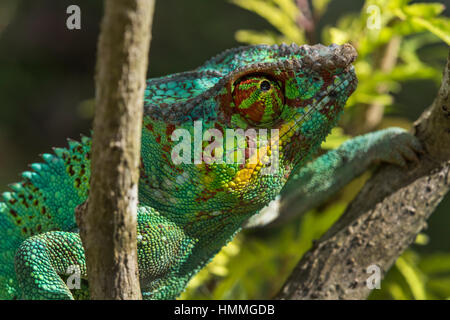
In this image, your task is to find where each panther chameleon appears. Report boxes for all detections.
[0,43,423,299]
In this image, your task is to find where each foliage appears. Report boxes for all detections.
[370,250,450,299]
[181,0,450,300]
[233,0,448,114]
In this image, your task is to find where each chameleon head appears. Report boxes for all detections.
[142,43,357,217]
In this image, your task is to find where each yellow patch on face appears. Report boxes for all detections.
[226,144,269,192]
[224,118,302,193]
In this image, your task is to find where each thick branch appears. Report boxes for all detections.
[78,0,154,300]
[277,50,450,300]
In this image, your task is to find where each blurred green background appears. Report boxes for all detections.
[0,0,449,299]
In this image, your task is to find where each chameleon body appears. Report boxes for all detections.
[0,43,422,299]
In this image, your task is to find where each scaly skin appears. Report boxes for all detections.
[0,43,421,299]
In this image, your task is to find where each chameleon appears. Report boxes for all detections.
[0,43,423,300]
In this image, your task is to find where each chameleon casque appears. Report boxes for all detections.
[0,43,423,300]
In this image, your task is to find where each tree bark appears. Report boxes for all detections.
[276,50,450,300]
[78,0,155,300]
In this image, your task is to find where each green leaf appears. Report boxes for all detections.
[395,256,427,300]
[419,253,450,275]
[410,17,450,45]
[273,0,299,21]
[327,27,350,45]
[404,3,445,19]
[312,0,331,17]
[427,277,450,297]
[235,30,281,45]
[230,0,304,43]
[385,0,411,11]
[387,283,410,300]
[414,233,430,246]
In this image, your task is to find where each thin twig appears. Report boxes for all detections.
[296,0,316,44]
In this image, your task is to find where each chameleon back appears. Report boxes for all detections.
[0,138,92,298]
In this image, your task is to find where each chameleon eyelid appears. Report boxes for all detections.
[232,72,283,93]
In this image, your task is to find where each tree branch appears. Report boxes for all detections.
[276,50,450,300]
[77,0,155,300]
[296,0,316,44]
[354,36,402,134]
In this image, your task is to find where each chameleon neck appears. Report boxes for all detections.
[178,209,254,282]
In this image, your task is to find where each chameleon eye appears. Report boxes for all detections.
[232,75,284,126]
[260,80,271,91]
